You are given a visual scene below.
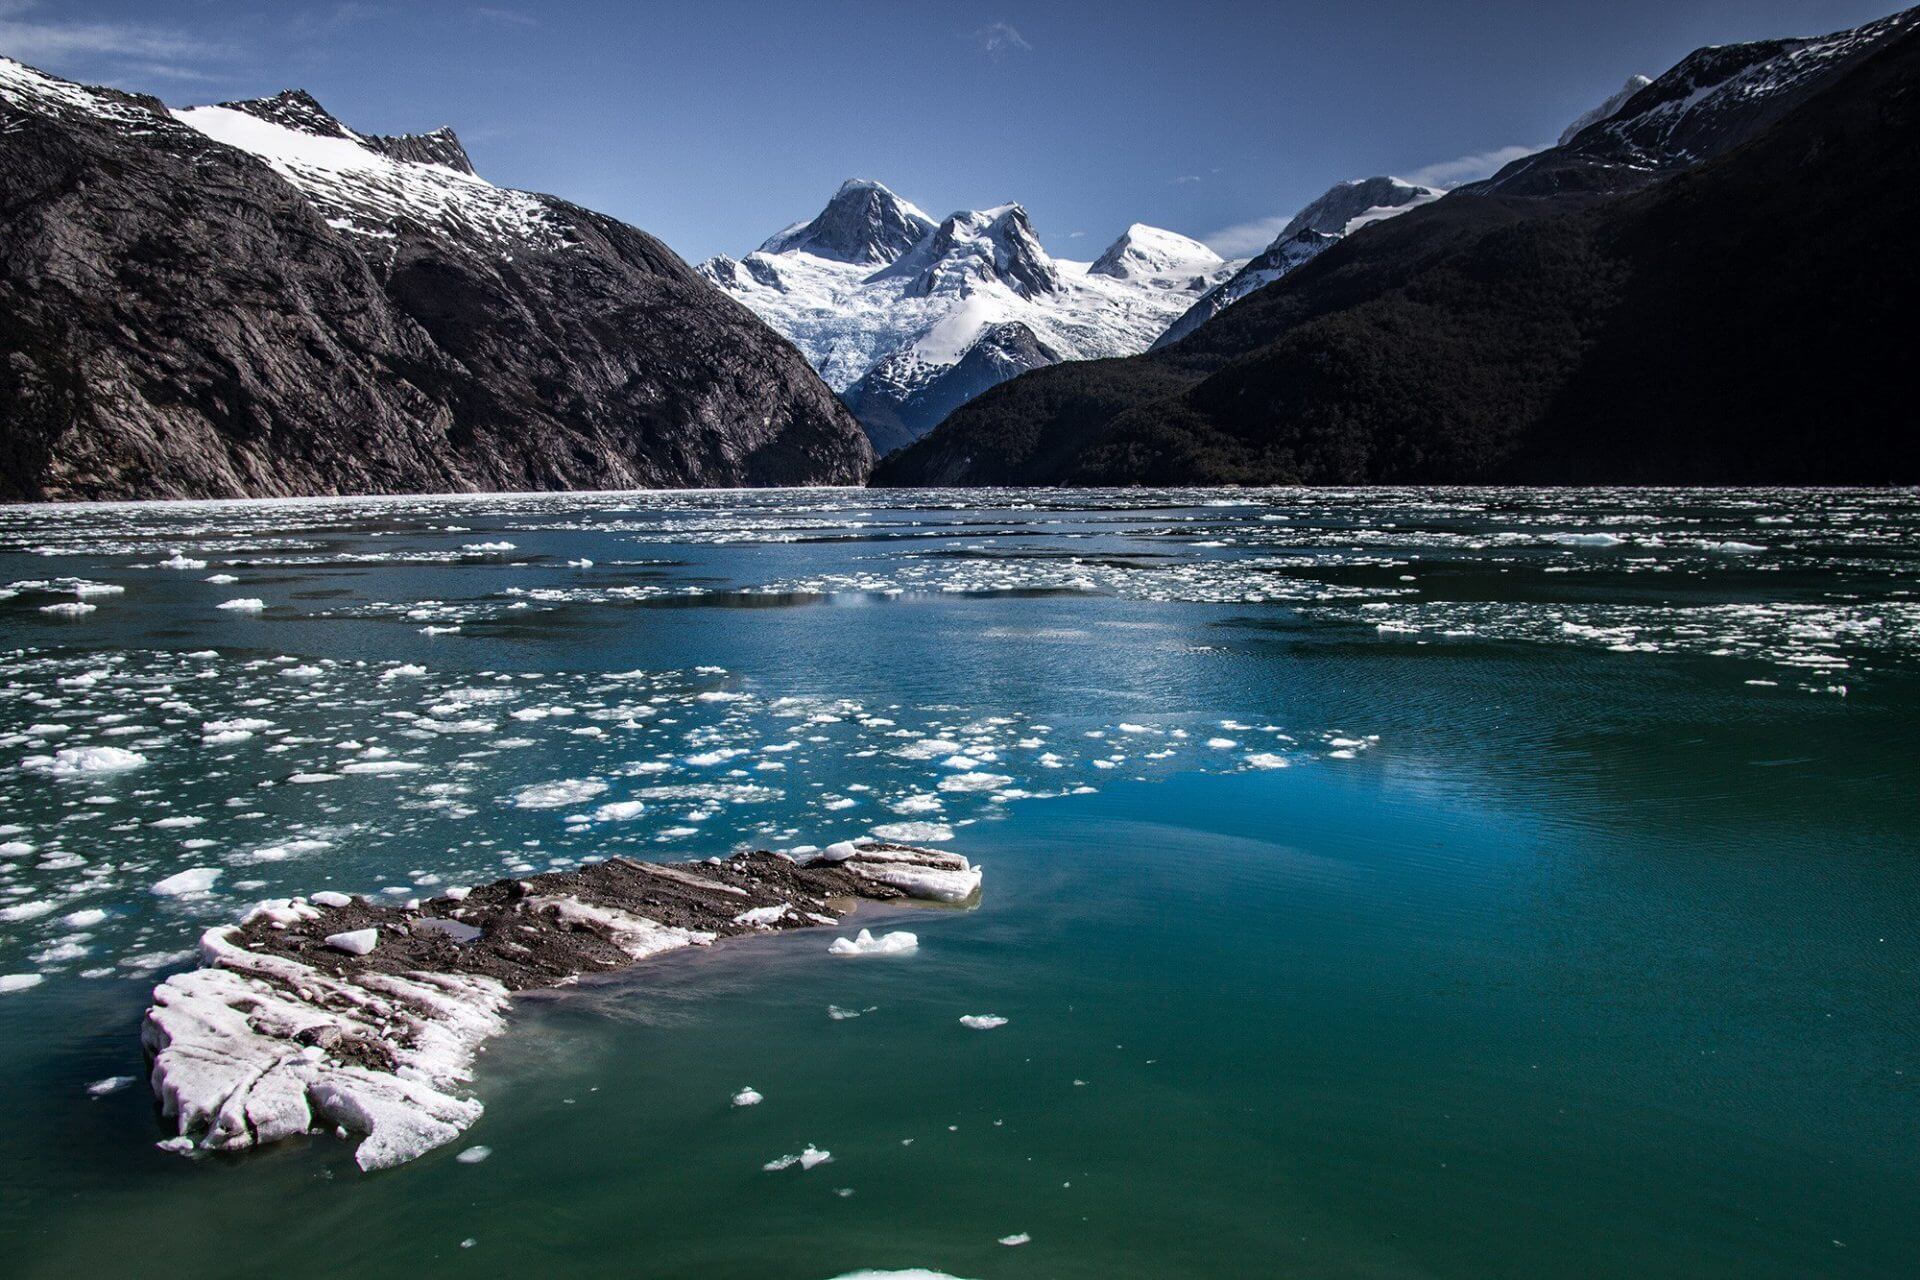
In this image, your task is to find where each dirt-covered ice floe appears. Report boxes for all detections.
[143,842,979,1171]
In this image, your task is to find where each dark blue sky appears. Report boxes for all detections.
[1,1,1900,259]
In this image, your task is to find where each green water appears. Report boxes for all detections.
[1,488,1915,1277]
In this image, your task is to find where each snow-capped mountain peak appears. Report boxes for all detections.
[172,90,561,249]
[880,201,1059,299]
[1088,224,1224,282]
[1275,176,1442,241]
[1559,75,1654,145]
[1151,175,1439,350]
[758,177,936,264]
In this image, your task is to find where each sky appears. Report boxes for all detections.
[0,0,1902,262]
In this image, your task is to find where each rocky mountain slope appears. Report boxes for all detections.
[699,182,1235,452]
[874,7,1920,487]
[1151,176,1440,350]
[0,62,870,502]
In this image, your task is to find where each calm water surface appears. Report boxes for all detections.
[1,487,1915,1278]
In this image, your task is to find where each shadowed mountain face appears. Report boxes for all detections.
[874,9,1920,488]
[0,61,871,501]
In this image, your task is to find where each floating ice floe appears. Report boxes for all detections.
[151,867,222,897]
[763,1145,832,1171]
[512,778,607,809]
[141,844,980,1171]
[20,746,147,777]
[732,1087,763,1107]
[829,929,919,956]
[216,598,267,612]
[959,1015,1008,1030]
[0,974,45,995]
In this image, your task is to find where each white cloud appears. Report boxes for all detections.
[1200,214,1292,258]
[473,6,540,25]
[1405,143,1544,189]
[0,2,228,66]
[972,20,1030,61]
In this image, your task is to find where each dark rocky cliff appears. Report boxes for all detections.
[0,60,871,501]
[875,9,1920,488]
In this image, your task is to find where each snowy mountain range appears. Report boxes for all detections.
[699,181,1236,451]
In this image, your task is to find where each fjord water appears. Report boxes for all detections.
[1,488,1915,1279]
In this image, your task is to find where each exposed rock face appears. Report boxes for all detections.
[0,58,871,501]
[143,843,982,1171]
[758,177,938,264]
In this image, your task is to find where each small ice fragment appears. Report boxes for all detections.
[0,974,44,995]
[455,1145,491,1164]
[216,598,266,612]
[828,929,918,956]
[88,1076,134,1096]
[732,1087,763,1107]
[150,867,221,897]
[999,1233,1031,1246]
[311,891,352,908]
[325,928,379,956]
[960,1015,1008,1030]
[763,1145,833,1171]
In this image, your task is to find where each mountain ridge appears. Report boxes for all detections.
[0,56,870,501]
[873,6,1920,487]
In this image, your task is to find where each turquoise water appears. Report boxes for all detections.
[1,488,1916,1278]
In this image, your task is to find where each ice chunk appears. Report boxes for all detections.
[0,974,45,995]
[959,1015,1008,1030]
[763,1145,832,1171]
[151,867,222,897]
[829,929,918,956]
[88,1075,136,1096]
[325,928,379,956]
[21,746,147,777]
[731,1087,763,1107]
[216,598,267,612]
[512,778,608,809]
[455,1144,492,1164]
[999,1233,1031,1246]
[312,891,353,908]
